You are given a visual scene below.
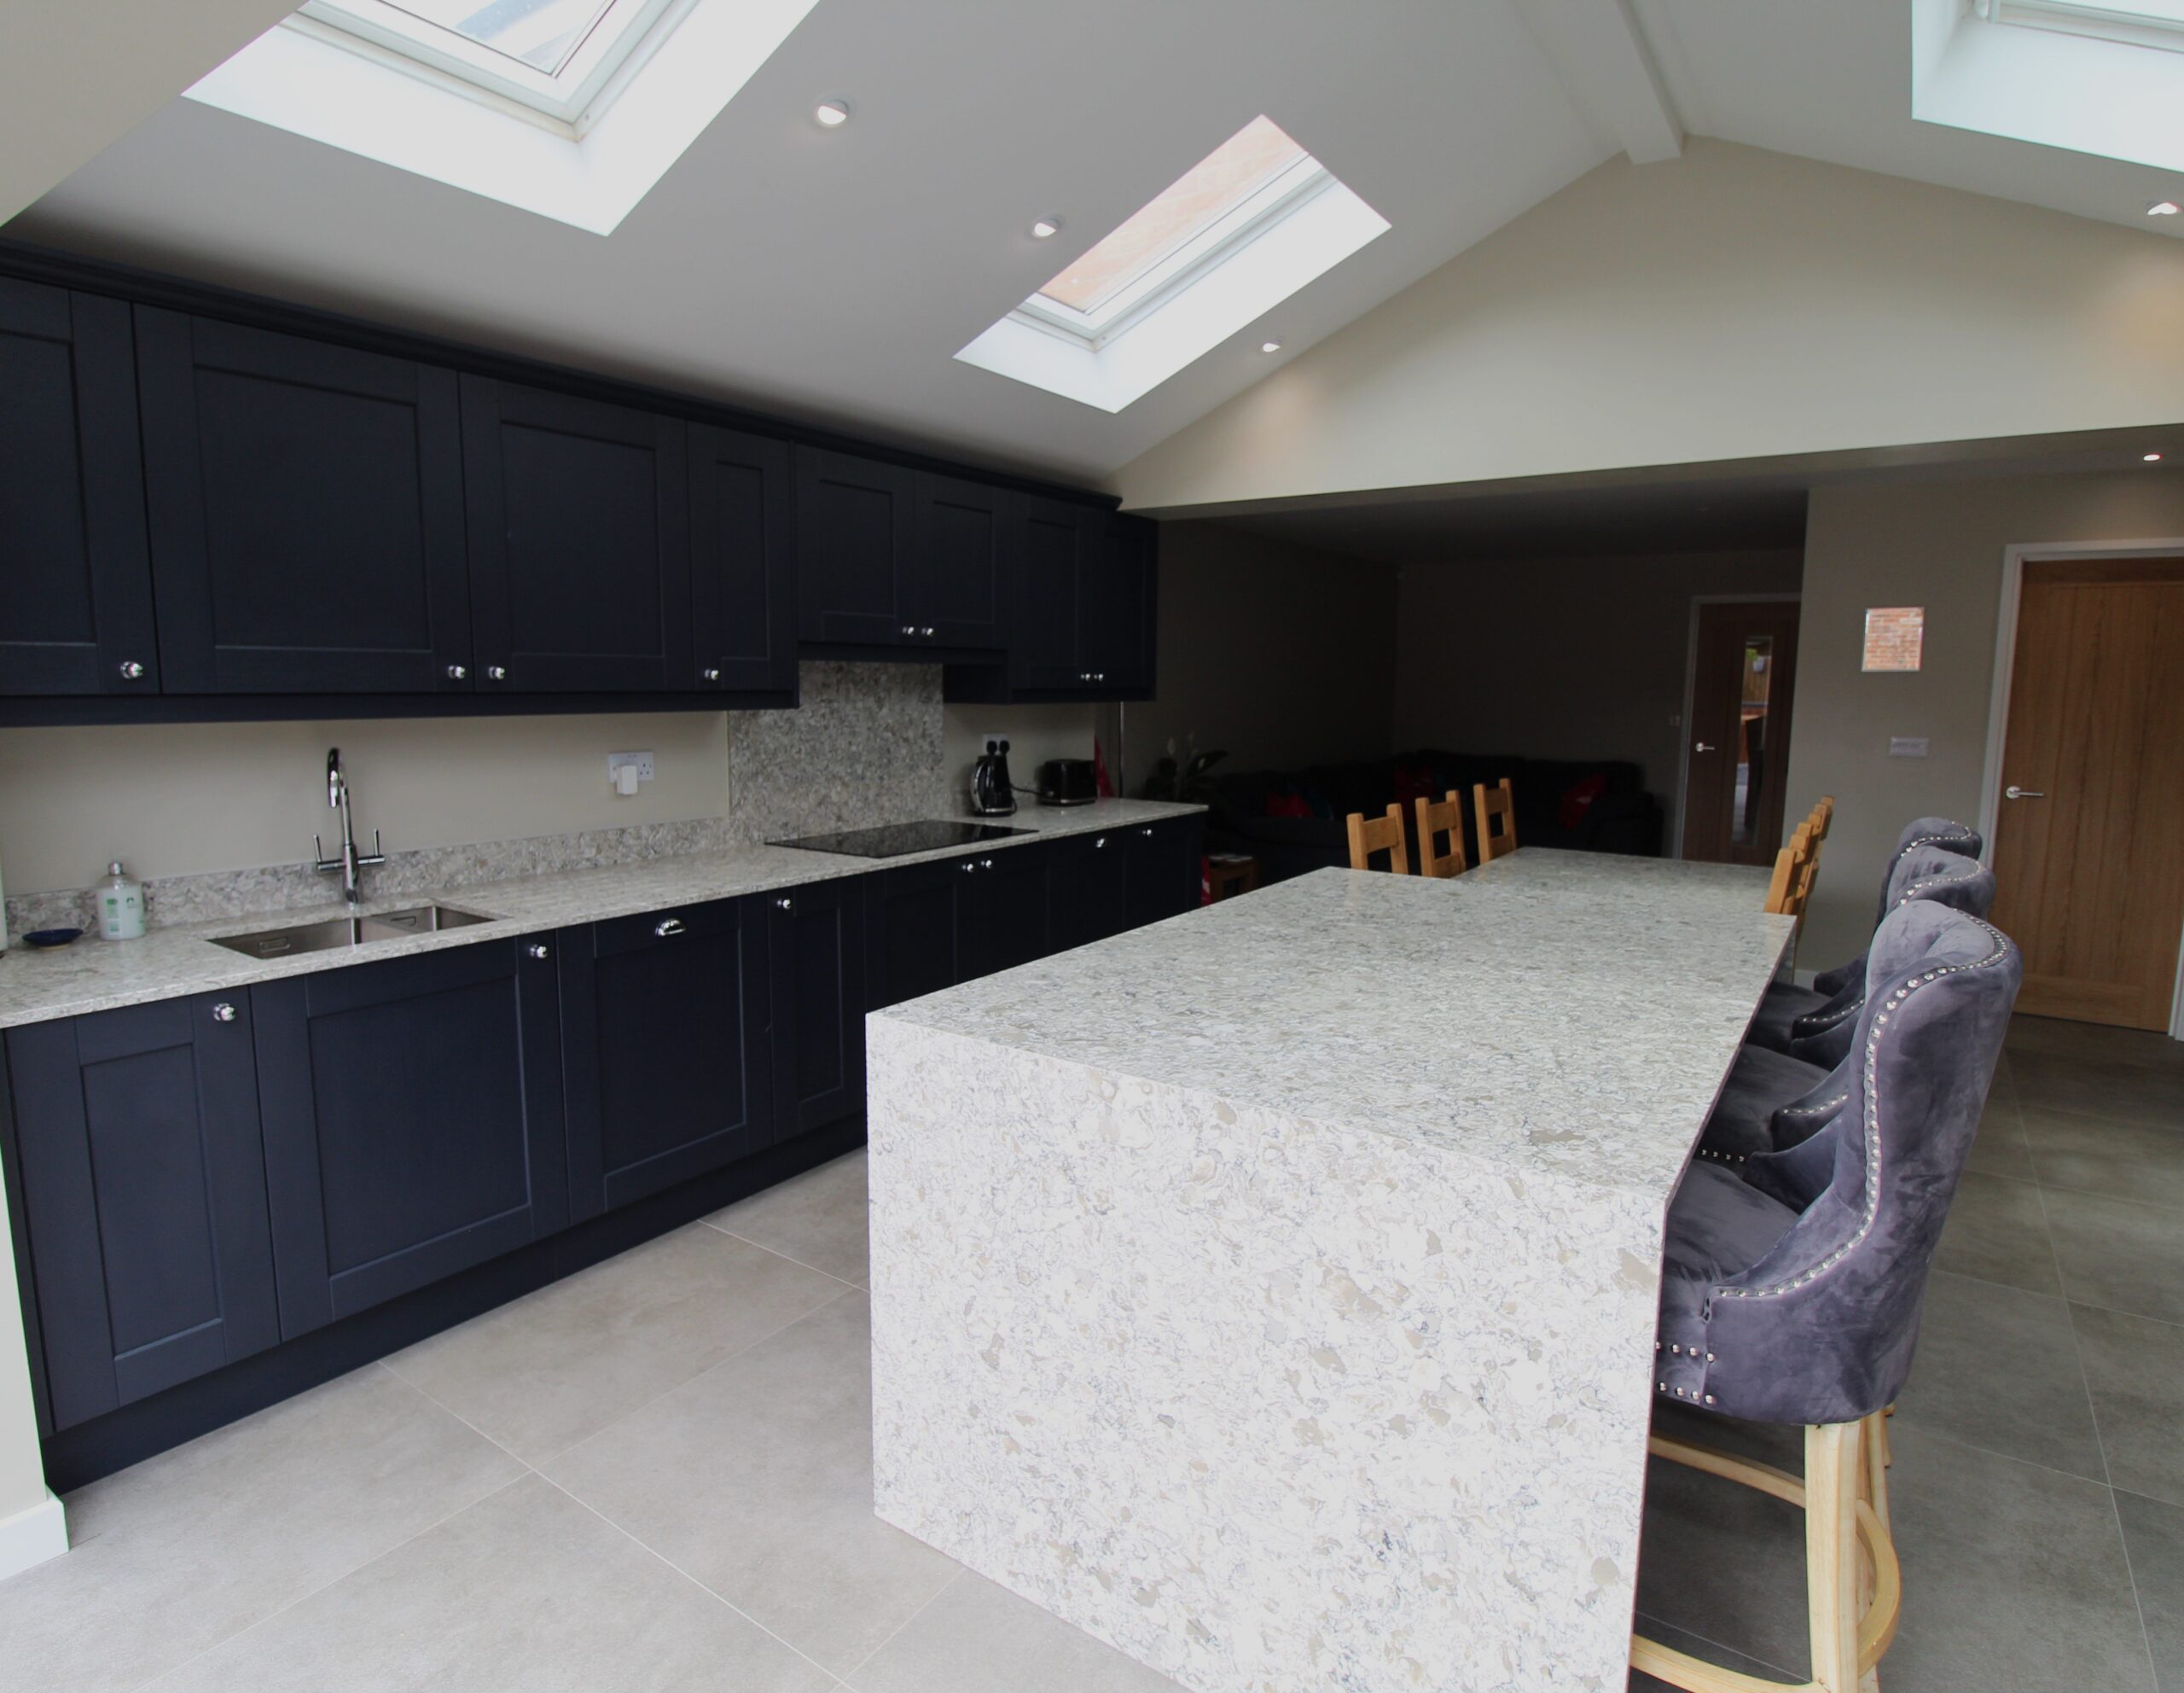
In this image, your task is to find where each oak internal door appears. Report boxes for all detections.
[1681,601,1800,865]
[1989,558,2184,1030]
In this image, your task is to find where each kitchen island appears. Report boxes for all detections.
[868,851,1796,1693]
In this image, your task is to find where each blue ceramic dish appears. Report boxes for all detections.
[21,928,84,950]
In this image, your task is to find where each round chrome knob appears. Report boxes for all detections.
[775,896,793,910]
[1141,828,1154,837]
[901,625,915,637]
[446,664,468,681]
[980,858,995,870]
[702,667,722,683]
[211,1003,237,1023]
[921,626,936,637]
[486,665,508,682]
[119,660,147,681]
[1094,836,1107,849]
[526,943,549,960]
[961,860,978,873]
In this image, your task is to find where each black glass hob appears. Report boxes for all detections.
[770,819,1036,858]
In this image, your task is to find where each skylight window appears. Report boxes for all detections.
[1987,0,2184,52]
[956,116,1388,412]
[187,0,820,233]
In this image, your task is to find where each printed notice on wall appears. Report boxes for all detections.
[1862,607,1924,672]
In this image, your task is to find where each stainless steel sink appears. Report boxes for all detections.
[209,904,493,960]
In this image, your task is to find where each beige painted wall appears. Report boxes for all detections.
[940,703,1101,809]
[0,712,732,896]
[1113,140,2184,513]
[1393,550,1805,797]
[1130,522,1398,780]
[1786,468,2184,966]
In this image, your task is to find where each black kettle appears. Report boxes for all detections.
[971,738,1016,816]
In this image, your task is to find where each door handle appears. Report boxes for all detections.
[654,916,687,937]
[1693,742,1717,753]
[2003,785,2046,800]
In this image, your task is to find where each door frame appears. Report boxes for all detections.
[1980,538,2184,1040]
[1671,592,1803,861]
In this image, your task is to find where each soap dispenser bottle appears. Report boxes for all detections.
[98,860,146,940]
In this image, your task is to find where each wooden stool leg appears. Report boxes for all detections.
[1806,1422,1862,1693]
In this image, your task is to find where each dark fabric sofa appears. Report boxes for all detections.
[1205,750,1663,884]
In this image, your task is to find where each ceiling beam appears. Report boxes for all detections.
[1519,0,1684,165]
[0,1,299,224]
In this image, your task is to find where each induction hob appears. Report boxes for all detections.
[770,819,1037,858]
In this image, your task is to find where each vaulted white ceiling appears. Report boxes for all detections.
[8,0,2179,488]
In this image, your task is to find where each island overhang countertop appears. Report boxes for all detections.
[867,850,1798,1693]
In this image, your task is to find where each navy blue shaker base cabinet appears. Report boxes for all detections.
[769,878,868,1139]
[558,897,774,1223]
[3,994,278,1432]
[253,940,568,1337]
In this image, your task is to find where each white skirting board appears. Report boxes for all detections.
[0,1492,67,1582]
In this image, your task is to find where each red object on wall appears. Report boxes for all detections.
[1093,738,1114,800]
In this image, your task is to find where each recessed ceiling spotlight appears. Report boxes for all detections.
[814,98,851,128]
[2151,200,2181,217]
[1030,217,1062,240]
[1260,340,1283,353]
[2146,451,2166,462]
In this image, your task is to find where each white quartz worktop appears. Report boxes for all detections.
[868,850,1795,1693]
[884,850,1792,1200]
[0,800,1201,1032]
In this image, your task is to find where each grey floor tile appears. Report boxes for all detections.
[2074,1305,2184,1509]
[1935,1168,2062,1296]
[1892,1272,2106,1481]
[1880,1423,2154,1693]
[543,1293,958,1676]
[2115,1490,2184,1693]
[1968,1084,2036,1180]
[2007,1015,2184,1077]
[0,1365,522,1693]
[846,1569,1187,1693]
[2012,1050,2184,1133]
[1633,1443,1813,1678]
[1629,1614,1792,1692]
[148,1474,835,1693]
[2026,1106,2184,1212]
[2045,1190,2184,1326]
[707,1147,870,1286]
[386,1222,848,1464]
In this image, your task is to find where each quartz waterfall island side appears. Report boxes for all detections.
[867,853,1795,1693]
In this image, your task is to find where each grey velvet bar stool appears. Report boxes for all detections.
[1745,817,1984,1055]
[1633,904,2023,1693]
[1696,850,1995,1168]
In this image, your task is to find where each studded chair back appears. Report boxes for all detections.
[1808,815,1985,1001]
[1472,778,1518,863]
[1784,846,1996,1069]
[1345,803,1409,874]
[1659,904,2020,1426]
[1414,791,1468,878]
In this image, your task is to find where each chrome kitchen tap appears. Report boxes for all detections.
[315,748,385,905]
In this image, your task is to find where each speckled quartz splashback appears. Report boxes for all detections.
[4,660,952,943]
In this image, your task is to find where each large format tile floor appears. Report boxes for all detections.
[0,1015,2175,1691]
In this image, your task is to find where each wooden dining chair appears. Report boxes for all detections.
[1345,804,1410,874]
[1764,821,1815,917]
[1472,777,1518,863]
[1414,791,1468,878]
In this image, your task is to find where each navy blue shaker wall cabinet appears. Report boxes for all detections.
[3,995,278,1430]
[253,940,568,1336]
[135,310,473,695]
[688,423,797,695]
[558,898,774,1220]
[0,281,160,696]
[942,501,1158,702]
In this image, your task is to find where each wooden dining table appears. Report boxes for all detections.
[866,850,1796,1693]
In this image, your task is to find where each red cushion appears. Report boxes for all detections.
[1391,762,1437,806]
[1265,789,1313,819]
[1558,772,1607,831]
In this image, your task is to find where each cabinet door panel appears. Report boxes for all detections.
[963,847,1050,981]
[867,858,964,1009]
[795,448,915,646]
[561,899,773,1220]
[255,940,566,1335]
[137,310,472,694]
[688,424,795,694]
[1048,830,1129,953]
[462,378,691,692]
[1013,497,1086,690]
[912,474,1005,649]
[1125,817,1204,932]
[770,878,868,1137]
[0,283,159,696]
[1078,514,1156,694]
[6,995,276,1429]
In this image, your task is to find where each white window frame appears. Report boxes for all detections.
[293,0,687,137]
[1984,0,2184,52]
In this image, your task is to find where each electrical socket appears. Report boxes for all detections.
[607,750,655,783]
[979,727,1010,750]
